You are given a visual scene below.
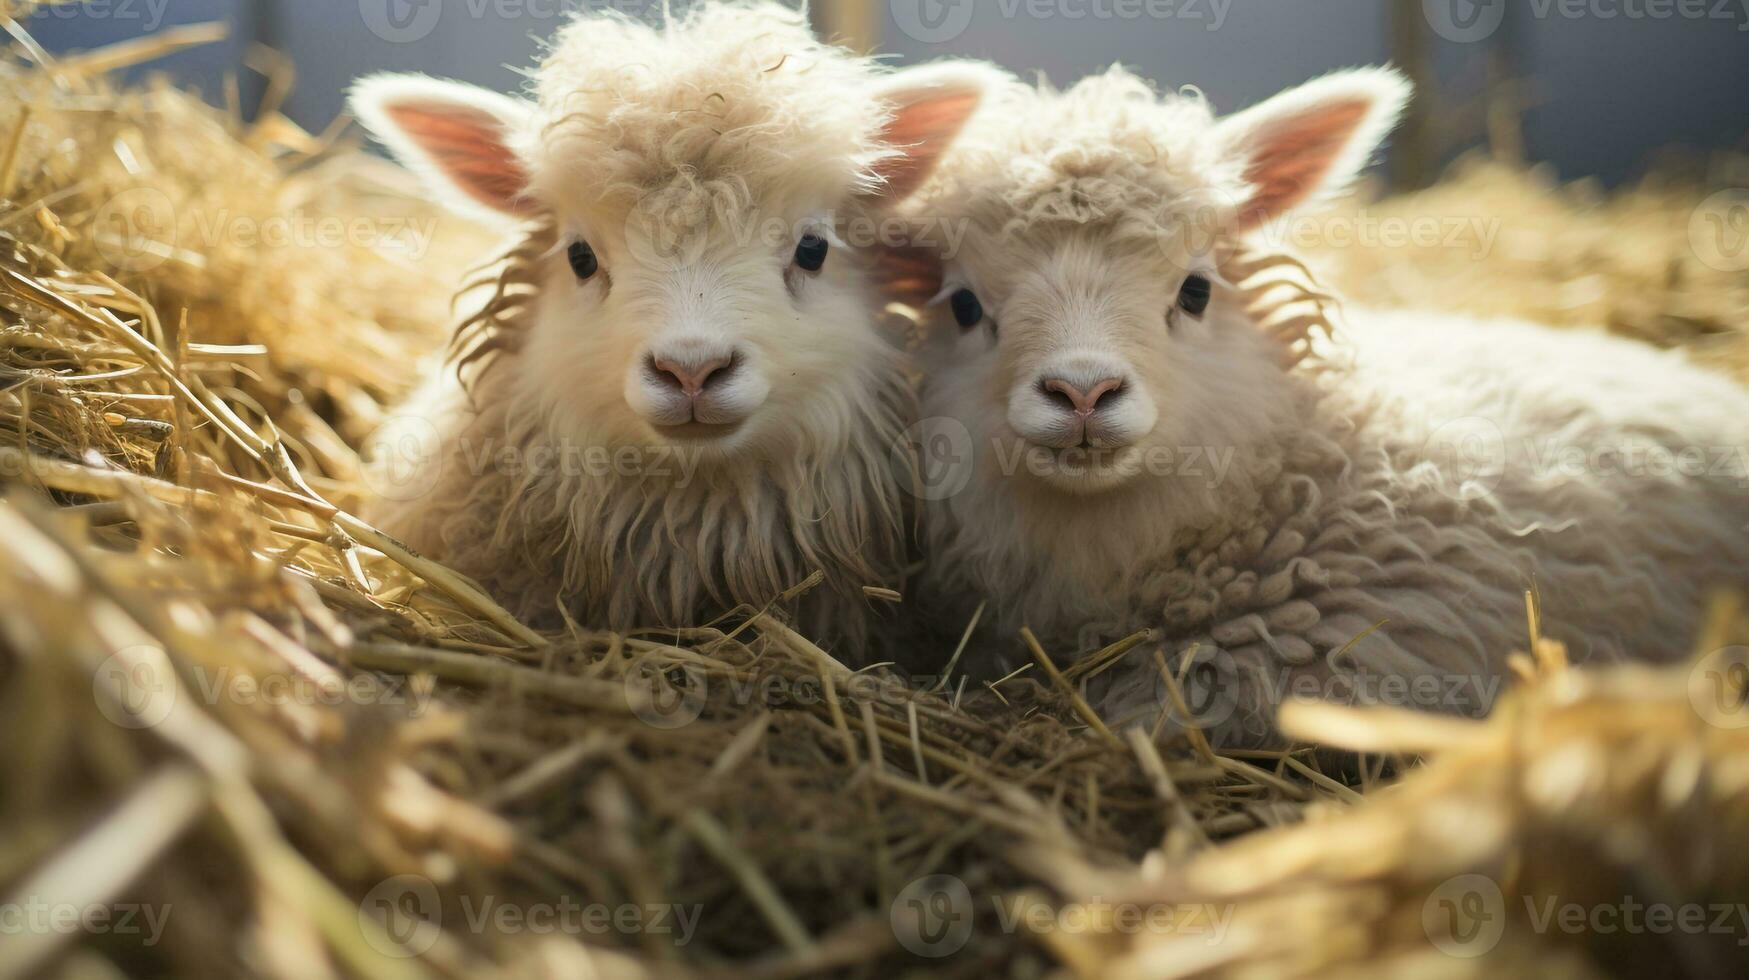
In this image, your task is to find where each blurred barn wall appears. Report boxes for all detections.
[25,0,1749,186]
[22,0,261,103]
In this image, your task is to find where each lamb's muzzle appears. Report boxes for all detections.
[1033,365,1137,448]
[638,345,754,431]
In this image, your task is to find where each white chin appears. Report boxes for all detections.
[1022,445,1145,494]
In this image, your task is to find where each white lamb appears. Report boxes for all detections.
[350,3,989,654]
[904,66,1749,743]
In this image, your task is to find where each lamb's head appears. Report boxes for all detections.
[352,4,989,463]
[914,67,1408,496]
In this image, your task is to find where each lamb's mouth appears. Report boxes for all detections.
[653,419,746,442]
[1023,443,1146,489]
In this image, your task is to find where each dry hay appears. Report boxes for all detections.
[2,15,1748,980]
[1010,603,1749,978]
[1303,154,1749,380]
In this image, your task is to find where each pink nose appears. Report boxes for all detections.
[652,354,733,399]
[1043,377,1124,416]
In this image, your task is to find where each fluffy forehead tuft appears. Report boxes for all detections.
[527,2,891,222]
[915,66,1241,263]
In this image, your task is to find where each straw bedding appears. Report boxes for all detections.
[2,17,1747,979]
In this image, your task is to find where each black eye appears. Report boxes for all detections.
[1177,274,1211,318]
[794,233,828,272]
[950,288,983,329]
[568,240,598,281]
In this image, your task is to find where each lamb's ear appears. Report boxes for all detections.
[868,241,948,309]
[867,63,997,203]
[350,73,536,218]
[1215,67,1410,231]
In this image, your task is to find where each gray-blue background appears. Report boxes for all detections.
[24,0,1749,186]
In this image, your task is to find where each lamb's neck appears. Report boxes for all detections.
[1014,443,1282,560]
[947,378,1331,647]
[997,398,1322,562]
[466,363,912,651]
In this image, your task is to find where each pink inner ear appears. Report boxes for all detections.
[868,242,946,308]
[387,103,532,215]
[1235,100,1368,230]
[871,89,982,202]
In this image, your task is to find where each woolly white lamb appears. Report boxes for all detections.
[350,3,989,654]
[904,66,1749,743]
